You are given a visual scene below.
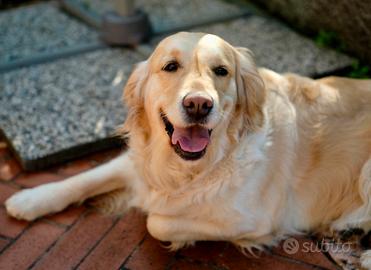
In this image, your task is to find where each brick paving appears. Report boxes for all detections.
[0,140,341,270]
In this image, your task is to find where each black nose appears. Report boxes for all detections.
[183,93,213,121]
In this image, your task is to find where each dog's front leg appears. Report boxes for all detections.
[147,214,230,249]
[147,214,275,251]
[6,151,138,221]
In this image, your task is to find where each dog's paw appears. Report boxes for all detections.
[5,188,50,221]
[5,189,43,221]
[162,241,195,251]
[5,184,67,221]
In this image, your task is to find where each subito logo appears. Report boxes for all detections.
[283,238,299,254]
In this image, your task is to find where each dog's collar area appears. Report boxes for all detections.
[160,111,211,161]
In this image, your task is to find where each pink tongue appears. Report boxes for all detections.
[171,126,210,153]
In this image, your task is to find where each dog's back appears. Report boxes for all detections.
[261,68,371,229]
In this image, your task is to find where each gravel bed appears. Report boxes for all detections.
[149,16,353,77]
[0,2,98,64]
[192,16,353,76]
[0,48,144,165]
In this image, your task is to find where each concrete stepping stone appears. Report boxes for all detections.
[74,0,249,33]
[147,16,354,77]
[193,16,354,77]
[0,2,99,72]
[0,49,145,170]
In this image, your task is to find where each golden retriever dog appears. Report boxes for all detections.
[5,32,371,267]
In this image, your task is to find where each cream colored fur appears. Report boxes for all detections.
[5,32,371,267]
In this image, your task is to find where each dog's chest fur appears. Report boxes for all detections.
[137,99,304,244]
[130,71,371,247]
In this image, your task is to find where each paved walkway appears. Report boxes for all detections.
[0,140,341,270]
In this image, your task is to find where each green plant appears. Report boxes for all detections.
[315,30,346,52]
[348,60,371,79]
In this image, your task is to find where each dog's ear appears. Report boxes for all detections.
[234,47,266,133]
[120,61,148,135]
[123,61,148,109]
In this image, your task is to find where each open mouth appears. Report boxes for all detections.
[160,112,212,161]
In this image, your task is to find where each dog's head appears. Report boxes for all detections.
[122,32,265,165]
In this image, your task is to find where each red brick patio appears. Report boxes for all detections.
[0,140,340,270]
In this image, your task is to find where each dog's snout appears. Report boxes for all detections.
[183,93,213,120]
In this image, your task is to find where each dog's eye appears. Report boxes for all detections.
[162,61,179,72]
[213,66,228,76]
